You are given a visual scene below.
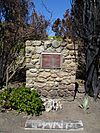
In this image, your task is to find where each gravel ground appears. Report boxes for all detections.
[0,93,100,133]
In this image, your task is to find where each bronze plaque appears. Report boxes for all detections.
[41,53,62,68]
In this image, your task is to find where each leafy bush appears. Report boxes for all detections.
[0,87,45,115]
[48,36,63,41]
[0,90,11,108]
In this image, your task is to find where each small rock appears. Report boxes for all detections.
[26,58,31,63]
[26,63,33,68]
[26,71,37,77]
[31,59,39,65]
[67,38,72,44]
[34,82,46,88]
[49,90,58,98]
[46,81,54,86]
[36,46,44,54]
[43,99,63,112]
[41,90,48,97]
[45,86,52,91]
[25,53,32,58]
[68,84,75,91]
[25,40,31,46]
[56,47,61,52]
[51,73,57,78]
[31,41,42,46]
[29,68,37,73]
[66,43,74,50]
[31,54,39,59]
[56,77,62,82]
[52,40,60,48]
[61,42,67,47]
[39,72,51,78]
[46,47,55,52]
[58,90,65,97]
[71,76,75,82]
[36,77,46,83]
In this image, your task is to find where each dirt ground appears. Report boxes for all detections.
[0,91,100,133]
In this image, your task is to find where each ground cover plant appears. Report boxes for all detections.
[0,87,45,116]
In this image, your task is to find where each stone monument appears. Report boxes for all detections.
[25,39,78,98]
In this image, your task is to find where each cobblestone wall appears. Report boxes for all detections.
[26,39,78,98]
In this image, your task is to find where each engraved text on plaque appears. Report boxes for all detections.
[41,53,62,68]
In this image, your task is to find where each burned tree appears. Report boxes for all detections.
[72,0,100,98]
[0,0,49,89]
[52,0,100,99]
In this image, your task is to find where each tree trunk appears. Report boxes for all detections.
[72,0,100,99]
[85,40,100,97]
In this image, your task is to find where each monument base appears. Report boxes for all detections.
[25,120,84,131]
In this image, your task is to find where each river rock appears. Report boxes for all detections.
[39,72,51,78]
[52,40,60,48]
[36,46,44,54]
[49,90,58,98]
[58,90,65,97]
[41,90,48,97]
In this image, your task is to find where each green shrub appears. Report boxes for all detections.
[0,87,45,115]
[48,36,63,41]
[0,90,11,108]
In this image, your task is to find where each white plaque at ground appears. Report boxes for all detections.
[25,120,84,131]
